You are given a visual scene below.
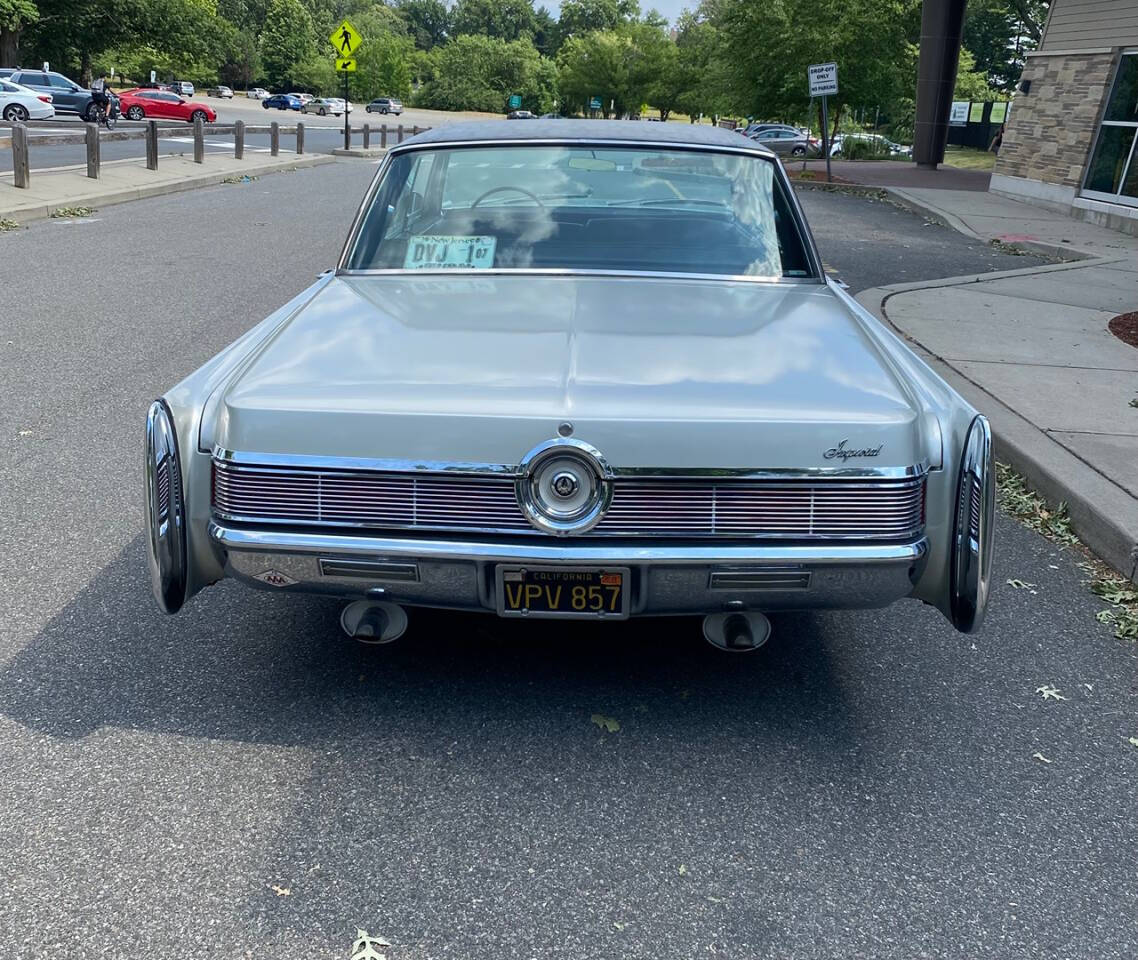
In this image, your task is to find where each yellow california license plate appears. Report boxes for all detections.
[496,566,630,619]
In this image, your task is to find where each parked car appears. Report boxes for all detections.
[0,68,15,80]
[507,110,536,119]
[4,69,96,120]
[117,88,217,124]
[539,113,564,119]
[144,120,994,648]
[0,78,54,121]
[365,97,402,115]
[287,92,314,105]
[246,87,269,99]
[263,93,302,111]
[208,85,234,98]
[168,80,195,97]
[752,126,819,157]
[830,133,913,158]
[139,81,174,91]
[301,97,348,116]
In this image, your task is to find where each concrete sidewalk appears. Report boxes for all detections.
[857,188,1138,576]
[0,151,335,222]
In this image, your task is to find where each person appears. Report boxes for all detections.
[989,124,1005,155]
[90,73,113,121]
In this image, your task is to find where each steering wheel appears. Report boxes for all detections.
[471,185,545,208]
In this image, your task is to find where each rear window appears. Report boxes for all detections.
[345,145,814,278]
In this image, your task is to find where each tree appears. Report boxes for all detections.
[417,33,554,112]
[672,10,736,120]
[450,0,537,42]
[260,0,314,87]
[0,0,38,67]
[557,0,635,41]
[964,0,1041,91]
[395,0,449,50]
[532,4,556,55]
[557,29,632,116]
[953,47,999,101]
[352,19,413,99]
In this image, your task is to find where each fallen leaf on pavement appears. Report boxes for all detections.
[678,864,688,875]
[1032,752,1053,764]
[1128,737,1138,748]
[269,884,290,896]
[591,713,619,733]
[351,930,391,960]
[1035,685,1068,701]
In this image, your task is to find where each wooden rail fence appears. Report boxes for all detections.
[2,120,426,188]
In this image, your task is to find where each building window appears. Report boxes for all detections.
[1083,52,1138,206]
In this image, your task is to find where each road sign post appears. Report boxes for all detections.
[330,19,362,151]
[808,62,838,182]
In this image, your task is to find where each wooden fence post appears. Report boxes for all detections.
[193,117,204,163]
[412,125,419,136]
[296,121,304,155]
[270,121,279,156]
[396,123,403,143]
[380,125,387,148]
[12,122,29,188]
[234,119,245,159]
[363,123,370,149]
[146,121,158,170]
[85,123,100,179]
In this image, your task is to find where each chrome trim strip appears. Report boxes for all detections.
[213,447,930,481]
[336,267,821,285]
[386,137,779,160]
[210,522,929,566]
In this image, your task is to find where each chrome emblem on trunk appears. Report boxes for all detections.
[551,471,580,499]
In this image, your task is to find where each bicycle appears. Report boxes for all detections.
[93,95,119,130]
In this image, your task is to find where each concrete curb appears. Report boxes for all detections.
[0,154,335,222]
[332,147,388,158]
[857,278,1138,577]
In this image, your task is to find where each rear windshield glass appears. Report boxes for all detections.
[344,145,814,278]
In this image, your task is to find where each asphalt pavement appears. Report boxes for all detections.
[1,161,1135,960]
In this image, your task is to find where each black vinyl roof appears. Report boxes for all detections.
[398,119,774,155]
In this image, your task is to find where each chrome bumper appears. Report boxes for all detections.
[208,522,928,616]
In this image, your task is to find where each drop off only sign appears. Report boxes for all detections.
[808,62,838,97]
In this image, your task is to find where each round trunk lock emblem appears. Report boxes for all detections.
[551,471,579,499]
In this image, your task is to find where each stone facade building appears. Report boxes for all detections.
[992,0,1138,233]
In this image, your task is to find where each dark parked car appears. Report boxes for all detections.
[507,110,536,119]
[263,94,302,111]
[365,97,402,115]
[5,69,96,119]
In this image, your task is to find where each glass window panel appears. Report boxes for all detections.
[1103,54,1138,124]
[1085,125,1136,194]
[1122,150,1138,199]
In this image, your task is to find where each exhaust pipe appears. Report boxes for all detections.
[340,600,408,644]
[702,611,771,652]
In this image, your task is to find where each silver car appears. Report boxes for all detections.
[302,97,349,116]
[144,121,993,649]
[752,126,818,157]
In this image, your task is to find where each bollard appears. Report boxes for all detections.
[270,121,279,156]
[380,125,387,148]
[412,125,419,136]
[363,123,370,149]
[296,121,304,155]
[146,121,158,170]
[396,123,403,143]
[193,117,204,163]
[234,119,245,159]
[85,122,100,179]
[12,122,29,188]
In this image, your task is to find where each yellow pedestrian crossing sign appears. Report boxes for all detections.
[335,58,357,72]
[330,19,362,57]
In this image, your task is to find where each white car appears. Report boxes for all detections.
[302,97,349,116]
[246,87,269,100]
[0,78,54,121]
[144,121,994,649]
[288,92,315,105]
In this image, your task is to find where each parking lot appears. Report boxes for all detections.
[1,162,1136,959]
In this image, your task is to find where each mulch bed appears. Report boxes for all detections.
[1108,311,1138,350]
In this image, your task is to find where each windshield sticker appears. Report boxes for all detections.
[404,235,497,270]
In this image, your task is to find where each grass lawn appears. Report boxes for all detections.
[943,145,996,171]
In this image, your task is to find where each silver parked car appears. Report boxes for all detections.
[751,126,819,157]
[144,121,993,648]
[302,97,349,116]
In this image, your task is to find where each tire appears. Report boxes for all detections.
[127,105,144,121]
[263,101,269,109]
[2,103,28,122]
[84,102,99,122]
[381,107,388,115]
[318,107,326,116]
[791,146,806,157]
[191,109,207,124]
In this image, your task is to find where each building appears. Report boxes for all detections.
[992,0,1138,233]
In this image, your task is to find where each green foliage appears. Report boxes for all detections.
[261,0,314,88]
[352,20,414,100]
[0,0,39,67]
[395,0,450,50]
[451,0,536,41]
[953,47,1000,101]
[557,30,631,116]
[417,33,554,112]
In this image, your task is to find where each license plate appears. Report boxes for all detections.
[496,566,630,619]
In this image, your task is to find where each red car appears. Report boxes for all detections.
[117,88,217,124]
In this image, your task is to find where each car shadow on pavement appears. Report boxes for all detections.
[0,534,861,751]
